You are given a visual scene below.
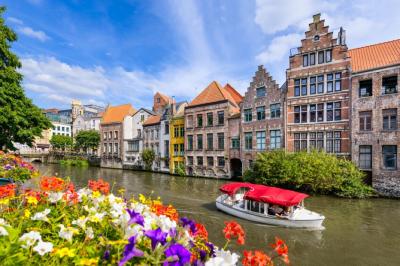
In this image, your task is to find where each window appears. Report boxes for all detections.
[359,145,372,169]
[179,144,184,156]
[165,123,169,134]
[318,51,325,64]
[317,75,324,94]
[326,49,332,62]
[359,80,373,97]
[207,133,213,150]
[256,86,266,97]
[382,145,397,169]
[174,126,179,137]
[309,132,324,150]
[103,143,107,153]
[383,109,397,130]
[66,127,69,132]
[231,138,240,149]
[217,157,225,167]
[187,135,193,150]
[310,76,316,94]
[359,111,372,131]
[245,132,252,150]
[103,132,107,140]
[155,129,159,139]
[128,140,139,152]
[188,156,193,165]
[244,109,252,122]
[327,73,334,92]
[196,134,203,150]
[217,133,224,150]
[256,131,266,150]
[294,79,300,96]
[157,97,160,103]
[334,102,342,121]
[207,112,213,126]
[141,114,145,122]
[109,143,112,154]
[197,114,203,127]
[109,131,112,139]
[326,131,341,153]
[327,103,334,121]
[309,104,316,122]
[301,105,307,123]
[180,126,184,137]
[57,126,60,131]
[114,143,118,154]
[294,133,307,151]
[197,156,203,166]
[382,76,398,94]
[151,129,154,140]
[173,144,179,156]
[270,130,281,150]
[187,115,193,128]
[310,53,315,65]
[270,104,281,118]
[294,106,300,123]
[207,156,214,167]
[61,126,65,132]
[303,54,308,67]
[256,106,265,120]
[334,73,342,91]
[301,78,307,96]
[218,111,224,125]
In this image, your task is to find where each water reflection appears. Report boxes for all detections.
[34,164,400,266]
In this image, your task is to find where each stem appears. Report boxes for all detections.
[223,239,230,250]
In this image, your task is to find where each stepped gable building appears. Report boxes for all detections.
[285,14,351,156]
[241,65,285,170]
[142,115,162,171]
[184,81,242,178]
[153,92,175,114]
[100,104,136,168]
[349,39,400,197]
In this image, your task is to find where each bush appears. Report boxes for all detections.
[50,135,73,151]
[141,149,155,171]
[174,163,186,177]
[59,157,88,167]
[243,150,374,198]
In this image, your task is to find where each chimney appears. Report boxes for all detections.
[313,13,321,23]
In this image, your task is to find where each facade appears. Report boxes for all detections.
[227,113,242,178]
[241,65,285,170]
[349,39,400,196]
[184,81,243,178]
[71,100,104,136]
[142,115,161,171]
[169,102,188,174]
[153,92,175,115]
[100,104,136,169]
[123,108,155,168]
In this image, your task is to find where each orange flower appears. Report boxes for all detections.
[242,250,254,266]
[242,250,273,266]
[150,202,179,222]
[63,183,79,205]
[0,184,16,198]
[40,176,65,192]
[223,221,245,245]
[88,179,110,195]
[270,237,289,264]
[24,189,47,202]
[194,223,208,241]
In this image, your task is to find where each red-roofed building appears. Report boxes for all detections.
[184,81,242,178]
[349,39,400,196]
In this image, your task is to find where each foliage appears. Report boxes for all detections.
[141,149,155,171]
[60,157,89,167]
[0,6,52,151]
[0,151,38,182]
[243,150,374,198]
[174,162,186,177]
[74,130,100,152]
[50,135,73,151]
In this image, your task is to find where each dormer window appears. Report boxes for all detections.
[314,35,320,41]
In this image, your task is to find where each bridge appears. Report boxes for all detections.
[20,152,49,163]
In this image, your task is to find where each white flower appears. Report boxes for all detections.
[72,216,88,229]
[0,226,8,236]
[205,249,240,266]
[58,225,78,242]
[85,227,94,239]
[0,218,9,227]
[31,209,51,222]
[19,231,42,248]
[89,212,106,223]
[33,241,53,256]
[157,215,177,233]
[77,188,92,201]
[48,192,64,203]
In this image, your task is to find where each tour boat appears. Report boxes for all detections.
[216,182,325,229]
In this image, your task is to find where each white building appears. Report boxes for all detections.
[52,121,72,136]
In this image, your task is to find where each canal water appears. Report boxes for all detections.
[35,163,400,266]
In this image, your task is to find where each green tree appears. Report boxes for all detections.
[141,148,155,171]
[75,130,100,153]
[50,135,73,151]
[0,6,51,151]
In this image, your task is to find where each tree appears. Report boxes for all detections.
[141,148,155,171]
[75,130,100,153]
[50,135,73,151]
[0,6,52,151]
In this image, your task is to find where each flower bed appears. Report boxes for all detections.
[0,151,38,182]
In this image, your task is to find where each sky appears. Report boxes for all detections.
[3,0,400,109]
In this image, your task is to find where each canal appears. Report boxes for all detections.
[35,163,400,265]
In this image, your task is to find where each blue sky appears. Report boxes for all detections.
[3,0,400,109]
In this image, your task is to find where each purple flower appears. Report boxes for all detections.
[118,235,144,266]
[206,242,215,257]
[163,243,191,266]
[126,209,144,226]
[4,164,12,170]
[199,250,207,261]
[144,228,167,250]
[169,227,177,238]
[103,249,110,261]
[179,217,197,234]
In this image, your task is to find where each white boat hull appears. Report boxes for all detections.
[216,195,324,229]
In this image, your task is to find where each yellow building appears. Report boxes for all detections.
[169,102,187,173]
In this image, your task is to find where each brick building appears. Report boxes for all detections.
[153,92,174,114]
[349,39,400,196]
[241,65,285,170]
[285,14,351,156]
[184,81,242,178]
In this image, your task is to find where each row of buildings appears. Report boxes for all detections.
[94,14,399,196]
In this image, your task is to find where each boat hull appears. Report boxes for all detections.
[216,197,324,229]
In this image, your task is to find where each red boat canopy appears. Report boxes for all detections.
[219,182,309,207]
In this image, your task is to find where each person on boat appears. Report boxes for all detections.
[268,205,283,215]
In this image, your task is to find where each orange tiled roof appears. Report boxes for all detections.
[349,39,400,73]
[188,81,241,107]
[224,83,243,104]
[143,115,161,126]
[102,104,136,124]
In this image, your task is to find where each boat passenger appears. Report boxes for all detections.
[268,205,283,215]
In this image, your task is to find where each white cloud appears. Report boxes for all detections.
[256,33,302,63]
[18,26,49,42]
[7,17,23,25]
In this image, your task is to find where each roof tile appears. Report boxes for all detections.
[188,81,242,107]
[143,115,161,126]
[102,104,136,124]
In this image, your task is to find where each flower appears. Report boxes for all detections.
[126,208,144,226]
[33,241,53,256]
[0,226,8,236]
[163,243,191,266]
[88,179,110,195]
[19,231,42,248]
[151,202,179,222]
[194,223,208,241]
[78,258,99,265]
[40,176,65,192]
[144,228,168,250]
[270,237,289,264]
[24,209,31,218]
[205,249,239,266]
[48,192,64,203]
[72,216,89,229]
[56,247,76,258]
[0,184,16,198]
[118,235,144,266]
[242,250,272,266]
[223,221,245,245]
[31,208,51,222]
[58,224,78,242]
[26,196,38,205]
[85,226,94,239]
[180,217,197,234]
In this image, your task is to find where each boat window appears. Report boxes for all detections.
[247,200,251,210]
[260,204,265,214]
[250,201,259,212]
